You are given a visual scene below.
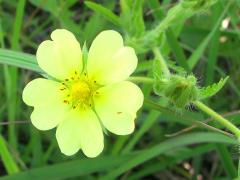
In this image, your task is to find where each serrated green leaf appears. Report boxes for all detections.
[84,1,121,26]
[199,76,229,100]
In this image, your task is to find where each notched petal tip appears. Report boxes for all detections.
[56,125,81,156]
[22,78,61,106]
[59,147,80,156]
[94,81,143,135]
[22,78,44,106]
[97,29,123,40]
[114,116,135,136]
[50,29,77,42]
[87,31,139,84]
[55,110,104,158]
[36,29,83,80]
[81,142,104,158]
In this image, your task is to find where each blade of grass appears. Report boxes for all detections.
[147,0,164,20]
[0,135,19,174]
[216,144,237,178]
[0,154,134,180]
[205,2,222,85]
[11,0,26,50]
[1,133,237,180]
[84,1,121,26]
[204,3,238,178]
[188,1,231,70]
[101,132,237,180]
[111,136,129,155]
[5,0,26,149]
[166,29,190,71]
[128,144,215,180]
[0,49,41,72]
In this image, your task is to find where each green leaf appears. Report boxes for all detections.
[199,76,229,100]
[84,1,121,26]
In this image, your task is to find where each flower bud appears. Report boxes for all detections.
[163,75,198,108]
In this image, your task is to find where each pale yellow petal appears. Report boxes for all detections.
[22,78,69,130]
[31,104,68,131]
[56,109,104,157]
[23,78,62,106]
[89,47,138,85]
[56,111,81,156]
[94,81,144,135]
[37,29,82,80]
[87,30,124,82]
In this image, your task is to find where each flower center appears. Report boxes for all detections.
[71,81,90,101]
[60,71,98,110]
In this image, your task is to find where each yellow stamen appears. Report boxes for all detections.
[71,81,91,101]
[60,72,99,109]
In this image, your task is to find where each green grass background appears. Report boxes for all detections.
[0,0,240,179]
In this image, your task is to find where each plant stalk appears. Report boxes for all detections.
[194,101,240,138]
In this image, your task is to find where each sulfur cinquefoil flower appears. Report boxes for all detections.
[22,29,143,157]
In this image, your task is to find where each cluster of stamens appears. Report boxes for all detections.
[59,71,99,110]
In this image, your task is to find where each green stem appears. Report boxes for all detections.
[194,101,240,138]
[152,47,170,77]
[141,2,190,48]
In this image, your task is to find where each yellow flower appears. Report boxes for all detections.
[22,29,144,157]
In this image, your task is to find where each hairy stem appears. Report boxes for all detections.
[152,47,170,77]
[194,101,240,138]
